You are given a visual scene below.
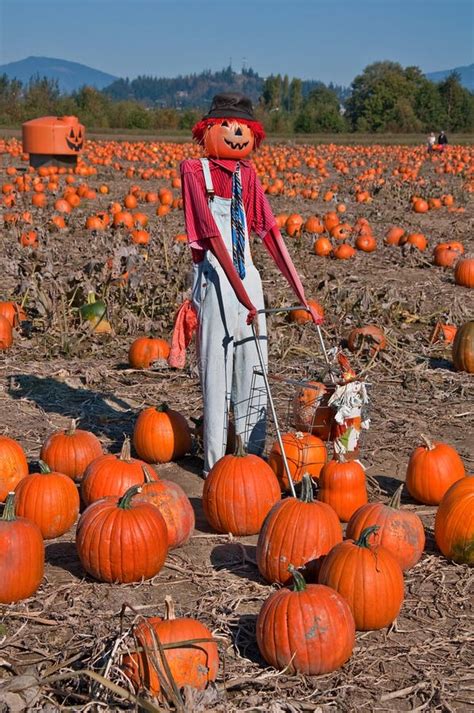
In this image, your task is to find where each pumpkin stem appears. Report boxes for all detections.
[157,403,169,413]
[1,492,16,521]
[299,474,315,503]
[233,434,247,458]
[388,484,404,510]
[118,484,142,509]
[420,434,434,451]
[39,460,51,474]
[288,564,307,592]
[66,419,77,436]
[164,595,176,621]
[86,291,96,305]
[354,525,379,548]
[141,464,157,483]
[295,431,304,440]
[120,436,132,463]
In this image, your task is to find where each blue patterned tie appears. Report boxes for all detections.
[231,163,246,279]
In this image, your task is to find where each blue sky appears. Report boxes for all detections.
[1,0,472,85]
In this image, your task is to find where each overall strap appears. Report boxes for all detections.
[200,158,215,200]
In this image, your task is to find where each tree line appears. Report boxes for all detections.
[0,61,472,134]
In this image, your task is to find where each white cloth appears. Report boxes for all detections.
[193,159,268,474]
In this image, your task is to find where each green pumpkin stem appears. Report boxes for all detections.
[299,474,315,503]
[420,434,434,451]
[66,419,77,436]
[118,484,142,509]
[164,595,176,621]
[157,403,169,414]
[354,525,379,548]
[1,492,16,521]
[388,484,404,510]
[39,460,51,474]
[120,436,132,463]
[234,434,246,458]
[288,564,307,592]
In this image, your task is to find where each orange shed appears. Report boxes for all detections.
[22,115,85,168]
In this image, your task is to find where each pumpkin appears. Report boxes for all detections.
[203,438,280,535]
[79,292,107,323]
[288,299,324,324]
[317,456,368,522]
[0,315,13,350]
[40,419,103,482]
[128,337,170,368]
[385,227,405,245]
[434,476,473,564]
[406,435,465,505]
[319,526,404,630]
[0,492,44,603]
[81,437,157,507]
[452,321,474,373]
[14,461,80,539]
[355,234,377,252]
[0,436,28,502]
[454,257,474,288]
[405,233,427,251]
[204,120,254,160]
[0,301,26,327]
[313,236,333,256]
[132,466,195,549]
[304,216,324,234]
[430,321,457,345]
[413,198,429,213]
[433,244,463,268]
[346,484,425,570]
[268,431,327,491]
[291,381,334,440]
[133,404,192,463]
[347,325,387,356]
[256,565,355,674]
[76,484,168,583]
[333,244,356,260]
[257,474,342,584]
[121,596,218,696]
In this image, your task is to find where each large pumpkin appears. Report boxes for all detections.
[256,566,355,675]
[0,435,28,502]
[203,439,280,536]
[454,257,474,288]
[80,437,156,506]
[291,382,334,440]
[128,337,170,369]
[132,466,195,549]
[14,461,80,539]
[346,484,425,570]
[76,485,168,583]
[121,596,218,697]
[133,404,192,463]
[256,474,342,584]
[319,526,404,630]
[434,476,474,564]
[40,419,103,482]
[317,456,368,522]
[406,435,465,505]
[268,431,327,491]
[0,492,44,604]
[452,321,474,373]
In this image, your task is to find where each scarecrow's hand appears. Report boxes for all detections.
[309,303,324,326]
[246,307,257,326]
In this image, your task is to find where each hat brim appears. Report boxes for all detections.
[204,108,256,121]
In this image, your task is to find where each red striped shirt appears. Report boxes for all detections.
[180,158,277,255]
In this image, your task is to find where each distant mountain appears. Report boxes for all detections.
[425,64,473,91]
[0,56,118,93]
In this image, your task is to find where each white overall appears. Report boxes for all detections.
[192,158,268,474]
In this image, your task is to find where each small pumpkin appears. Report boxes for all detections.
[256,565,355,674]
[452,321,474,373]
[0,301,26,327]
[291,381,334,440]
[121,596,218,696]
[347,325,387,356]
[319,526,404,630]
[346,484,425,570]
[76,484,168,583]
[406,435,465,505]
[288,299,324,324]
[317,455,368,522]
[133,404,192,463]
[257,474,342,584]
[333,243,356,260]
[0,492,44,604]
[40,419,103,482]
[128,337,170,368]
[203,438,280,536]
[0,436,29,502]
[434,476,473,564]
[268,431,327,491]
[14,461,80,539]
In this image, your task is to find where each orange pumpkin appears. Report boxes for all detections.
[40,419,103,482]
[291,381,334,440]
[204,120,254,159]
[268,431,327,490]
[317,456,368,522]
[0,315,13,350]
[0,436,29,502]
[406,435,465,505]
[434,476,473,564]
[128,337,170,368]
[133,404,192,463]
[454,257,474,288]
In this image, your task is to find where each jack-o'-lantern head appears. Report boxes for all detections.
[192,92,265,160]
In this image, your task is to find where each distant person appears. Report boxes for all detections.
[427,132,436,152]
[438,131,448,150]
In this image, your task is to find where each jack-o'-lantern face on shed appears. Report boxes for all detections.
[204,120,254,159]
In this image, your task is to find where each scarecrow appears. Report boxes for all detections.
[171,93,322,476]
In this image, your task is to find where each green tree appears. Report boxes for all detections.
[262,74,282,110]
[23,76,60,120]
[414,79,445,130]
[438,72,474,131]
[295,86,346,133]
[289,78,303,114]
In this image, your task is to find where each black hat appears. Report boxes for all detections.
[204,93,256,121]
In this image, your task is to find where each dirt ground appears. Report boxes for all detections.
[0,137,473,712]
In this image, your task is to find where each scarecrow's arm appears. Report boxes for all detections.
[206,236,257,323]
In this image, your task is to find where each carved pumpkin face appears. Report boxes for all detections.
[204,120,254,159]
[66,127,84,152]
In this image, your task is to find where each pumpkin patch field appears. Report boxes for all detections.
[0,136,473,711]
